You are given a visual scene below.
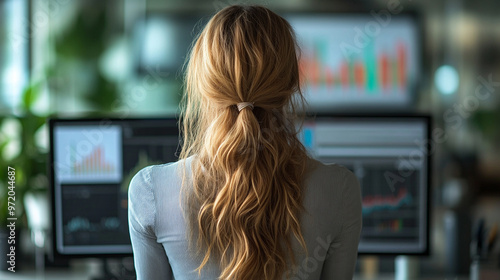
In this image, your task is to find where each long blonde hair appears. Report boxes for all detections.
[180,5,309,280]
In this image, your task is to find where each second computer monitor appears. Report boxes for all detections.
[285,12,421,111]
[301,115,430,255]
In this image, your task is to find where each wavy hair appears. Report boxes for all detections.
[179,5,309,280]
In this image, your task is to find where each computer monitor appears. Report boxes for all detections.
[48,118,180,258]
[300,114,430,255]
[49,115,430,257]
[285,12,421,110]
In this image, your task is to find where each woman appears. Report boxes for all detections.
[128,5,362,280]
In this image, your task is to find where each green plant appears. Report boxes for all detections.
[0,82,48,228]
[471,107,500,149]
[50,1,119,113]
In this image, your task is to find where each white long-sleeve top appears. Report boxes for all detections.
[128,156,362,280]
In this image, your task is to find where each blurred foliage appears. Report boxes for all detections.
[471,107,500,147]
[0,83,48,227]
[0,2,121,227]
[51,1,119,113]
[54,8,107,60]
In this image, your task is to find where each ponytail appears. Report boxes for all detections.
[180,5,309,280]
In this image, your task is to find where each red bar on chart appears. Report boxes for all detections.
[311,54,320,85]
[340,61,349,88]
[354,62,365,90]
[379,53,390,90]
[397,42,407,89]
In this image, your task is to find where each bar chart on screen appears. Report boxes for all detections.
[287,14,419,108]
[300,41,408,92]
[71,146,117,175]
[53,125,123,183]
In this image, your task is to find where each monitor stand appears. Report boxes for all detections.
[395,255,419,280]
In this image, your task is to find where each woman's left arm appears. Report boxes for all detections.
[128,167,173,280]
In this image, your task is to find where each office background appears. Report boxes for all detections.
[0,0,499,279]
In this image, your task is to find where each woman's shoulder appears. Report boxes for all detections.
[304,157,360,201]
[303,157,362,227]
[129,156,195,191]
[138,156,194,176]
[306,157,355,180]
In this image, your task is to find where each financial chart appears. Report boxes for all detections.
[357,162,421,245]
[300,116,429,254]
[50,119,180,254]
[286,14,420,109]
[53,126,122,183]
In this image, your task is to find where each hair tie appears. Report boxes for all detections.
[236,102,254,112]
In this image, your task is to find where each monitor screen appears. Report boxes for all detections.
[285,13,420,110]
[300,115,430,254]
[49,118,180,256]
[49,116,429,257]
